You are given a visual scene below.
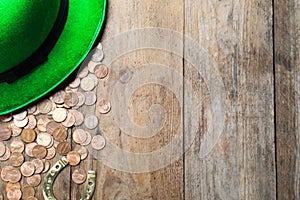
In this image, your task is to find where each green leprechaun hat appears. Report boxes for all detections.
[0,0,106,115]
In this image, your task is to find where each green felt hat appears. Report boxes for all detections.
[0,0,106,115]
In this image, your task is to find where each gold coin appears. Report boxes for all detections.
[0,125,10,134]
[97,99,111,114]
[9,152,24,167]
[10,139,25,153]
[66,151,81,166]
[37,117,51,132]
[84,115,98,130]
[45,146,56,160]
[22,185,35,199]
[26,174,41,187]
[91,135,106,150]
[21,129,37,143]
[52,108,67,122]
[32,145,47,159]
[13,117,29,128]
[46,121,62,135]
[53,127,68,142]
[1,166,21,183]
[94,64,109,79]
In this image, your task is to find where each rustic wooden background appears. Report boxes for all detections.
[1,0,300,199]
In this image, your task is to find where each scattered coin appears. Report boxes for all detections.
[37,99,53,114]
[53,127,68,142]
[6,182,21,193]
[31,159,44,174]
[92,48,104,62]
[22,185,35,199]
[13,110,27,121]
[21,162,36,177]
[52,90,66,104]
[45,146,56,160]
[68,110,84,126]
[37,117,51,132]
[46,121,61,135]
[74,145,88,160]
[52,108,67,122]
[25,197,38,200]
[7,187,22,200]
[9,122,22,137]
[36,133,52,147]
[26,174,41,187]
[27,105,37,114]
[69,78,81,88]
[0,113,12,123]
[0,125,12,140]
[84,91,97,106]
[21,129,37,143]
[56,141,71,156]
[78,67,89,79]
[91,135,106,150]
[97,99,111,114]
[0,142,6,157]
[84,115,99,130]
[9,152,24,167]
[0,146,11,161]
[62,112,76,128]
[10,139,25,153]
[75,92,86,107]
[66,151,81,166]
[1,166,21,183]
[25,143,37,158]
[81,131,92,146]
[42,160,50,173]
[94,64,109,79]
[24,115,37,129]
[88,61,98,73]
[72,168,87,184]
[64,92,79,107]
[72,129,87,145]
[32,145,47,159]
[80,76,96,91]
[14,116,29,128]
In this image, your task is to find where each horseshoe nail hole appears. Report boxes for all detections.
[56,165,59,169]
[88,181,93,186]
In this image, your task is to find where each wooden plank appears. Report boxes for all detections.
[71,0,185,199]
[275,0,300,199]
[184,1,276,199]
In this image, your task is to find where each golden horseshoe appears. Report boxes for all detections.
[43,156,96,200]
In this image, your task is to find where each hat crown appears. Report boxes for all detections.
[0,0,61,74]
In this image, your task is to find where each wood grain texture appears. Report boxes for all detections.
[275,0,300,199]
[184,0,276,199]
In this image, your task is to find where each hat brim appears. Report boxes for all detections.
[0,0,106,115]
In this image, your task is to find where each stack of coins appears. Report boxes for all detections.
[0,43,110,199]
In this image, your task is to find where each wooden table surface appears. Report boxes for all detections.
[1,0,300,199]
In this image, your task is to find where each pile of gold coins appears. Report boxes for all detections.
[0,43,110,199]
